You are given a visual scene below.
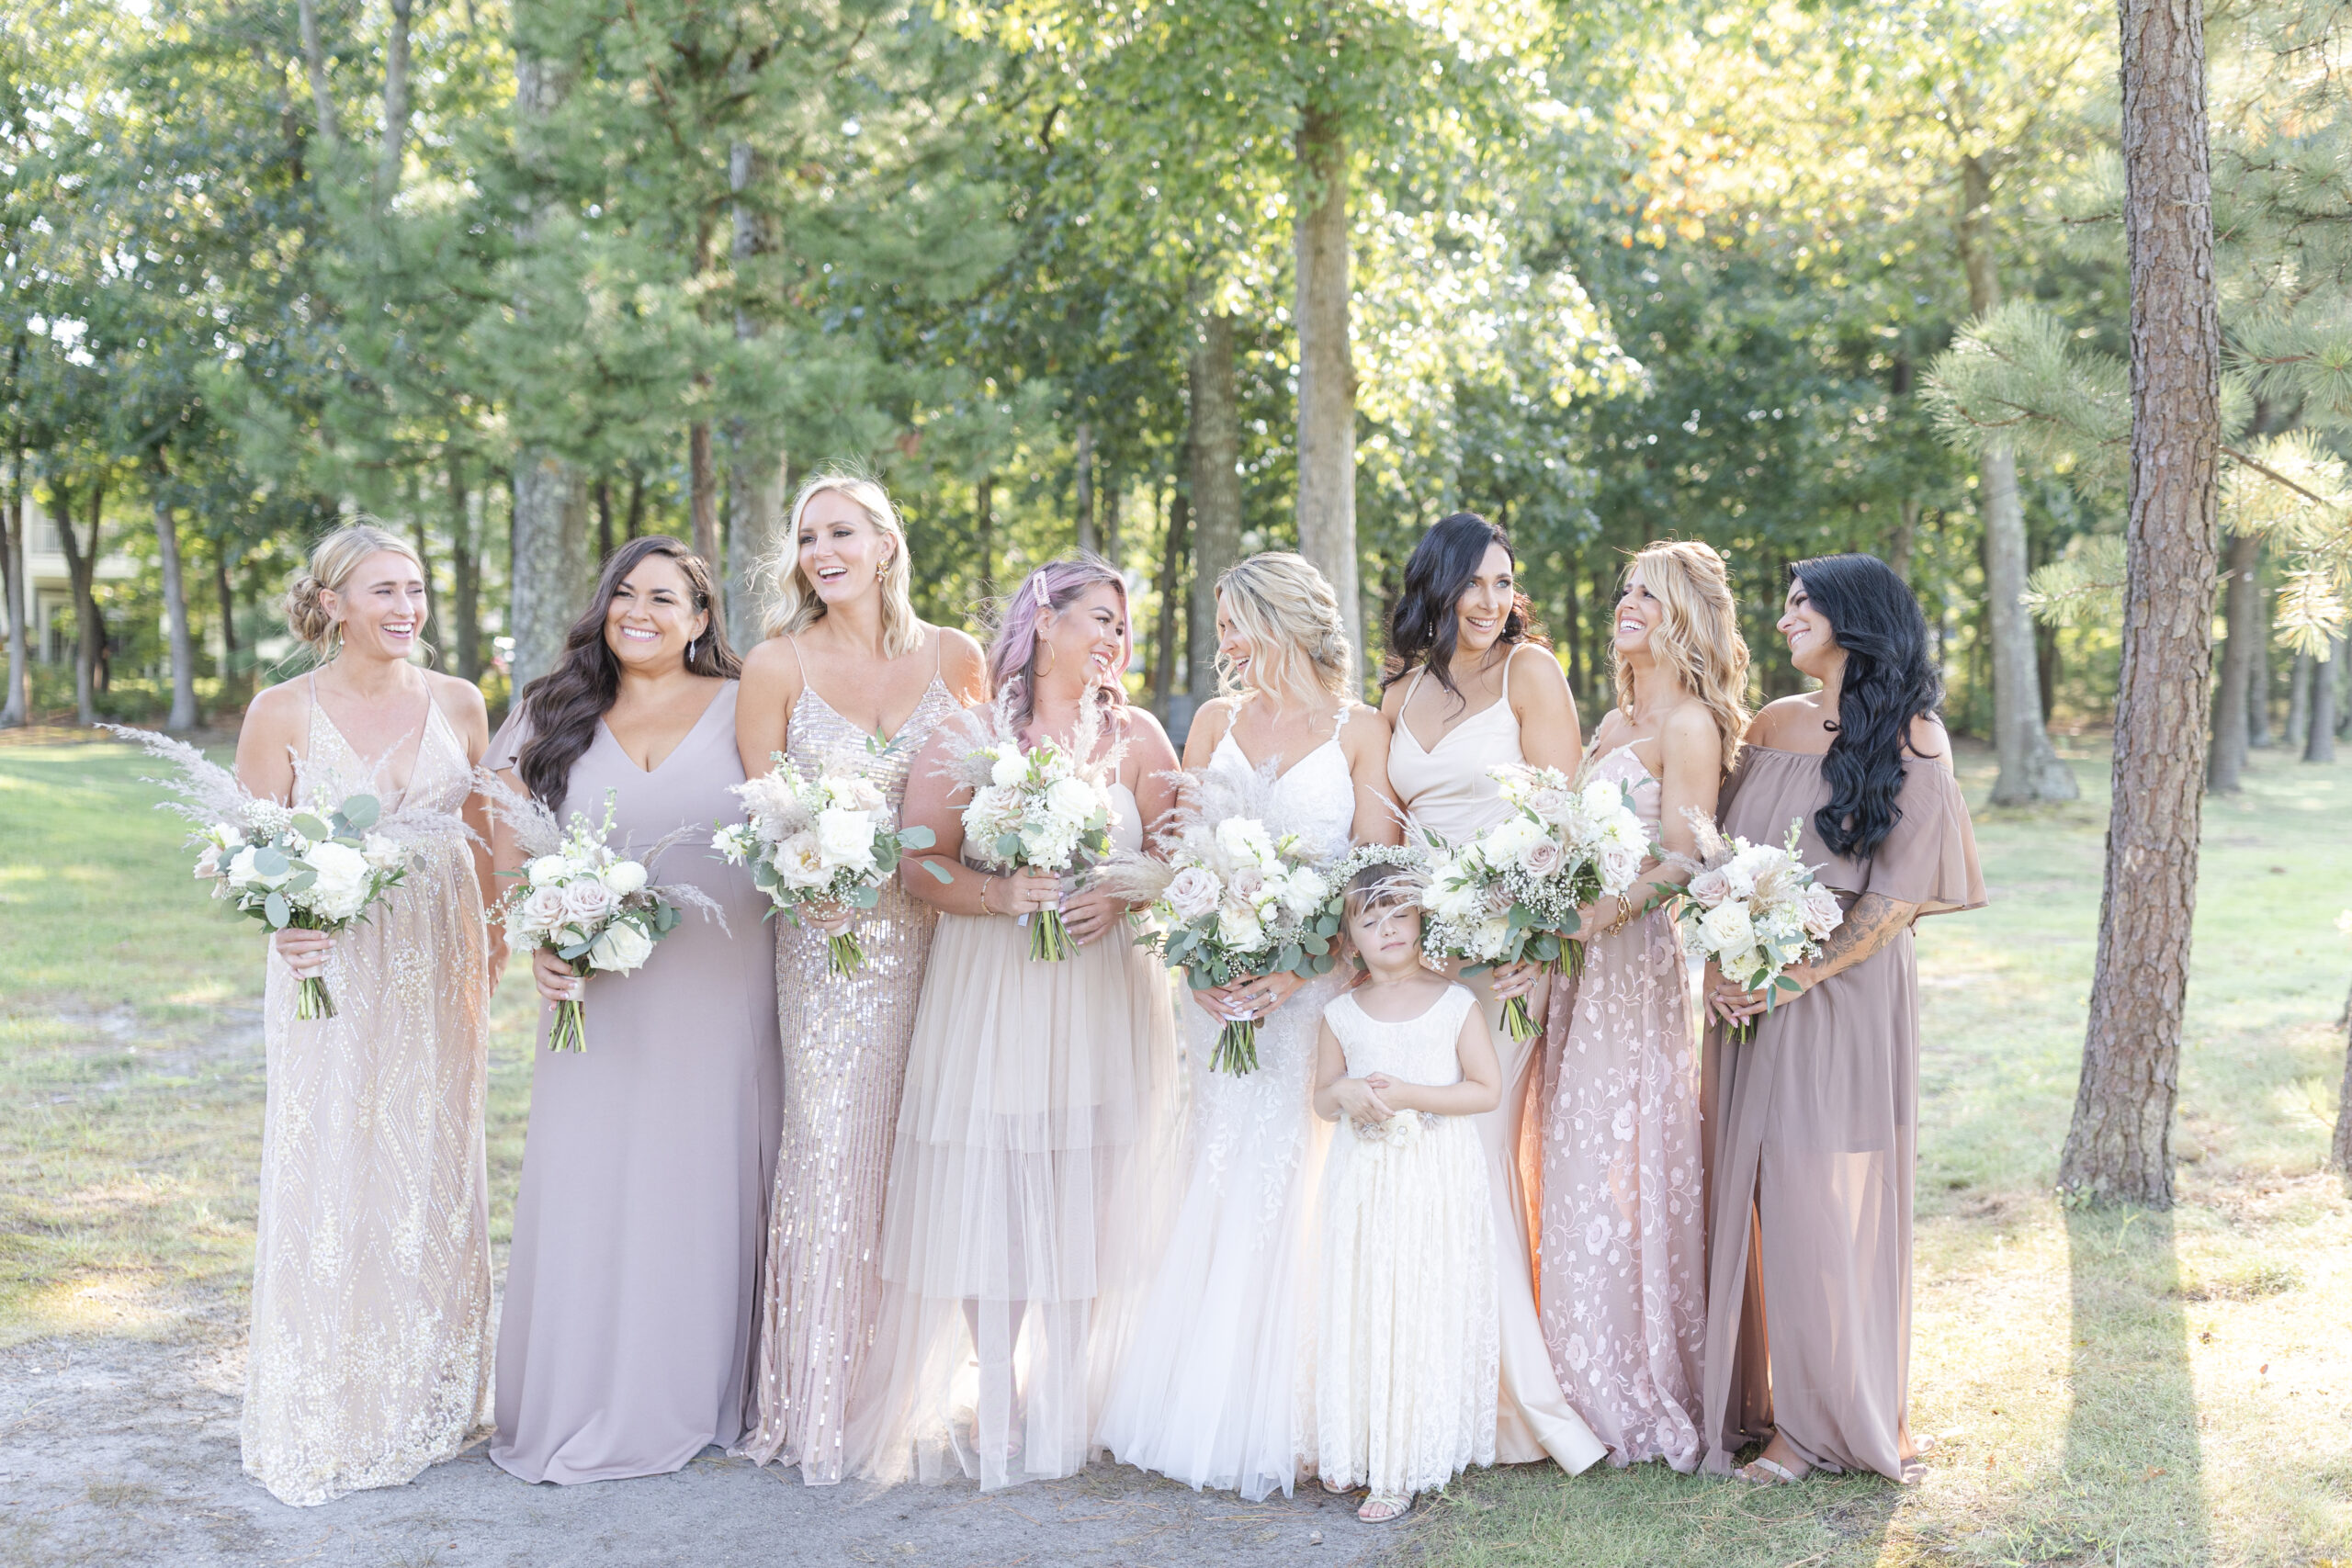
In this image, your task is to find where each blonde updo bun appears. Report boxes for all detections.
[1215,552,1353,708]
[284,523,425,658]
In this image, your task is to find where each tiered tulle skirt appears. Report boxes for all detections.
[847,911,1180,1490]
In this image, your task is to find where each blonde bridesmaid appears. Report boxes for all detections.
[231,524,496,1506]
[1536,539,1747,1472]
[1375,512,1607,1478]
[735,474,989,1486]
[850,553,1182,1491]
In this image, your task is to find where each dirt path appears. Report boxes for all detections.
[0,1334,1402,1568]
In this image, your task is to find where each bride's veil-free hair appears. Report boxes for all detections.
[514,536,739,814]
[1215,552,1352,710]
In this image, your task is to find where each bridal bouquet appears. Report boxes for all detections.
[1097,765,1341,1075]
[484,784,721,1052]
[944,701,1120,962]
[714,749,942,976]
[109,727,438,1022]
[1420,764,1650,1042]
[1673,811,1844,1043]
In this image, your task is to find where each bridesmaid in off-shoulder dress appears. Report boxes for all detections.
[1702,554,1984,1485]
[733,473,989,1486]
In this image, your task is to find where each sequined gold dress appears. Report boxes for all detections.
[241,682,494,1507]
[738,653,963,1484]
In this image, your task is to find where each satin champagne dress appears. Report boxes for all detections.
[1385,652,1609,1476]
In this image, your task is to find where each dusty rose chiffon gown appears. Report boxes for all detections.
[1698,744,1984,1480]
[1535,740,1708,1471]
[487,682,783,1483]
[1385,653,1608,1477]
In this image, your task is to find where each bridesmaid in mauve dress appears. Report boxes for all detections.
[732,473,989,1486]
[1536,540,1750,1472]
[1702,553,1984,1484]
[1376,512,1606,1477]
[232,525,497,1507]
[486,537,782,1484]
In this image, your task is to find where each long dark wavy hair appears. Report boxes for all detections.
[515,536,740,811]
[1380,512,1546,705]
[1790,553,1943,862]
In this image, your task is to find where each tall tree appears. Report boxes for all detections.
[2056,0,2222,1206]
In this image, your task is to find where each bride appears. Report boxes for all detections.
[1097,552,1400,1501]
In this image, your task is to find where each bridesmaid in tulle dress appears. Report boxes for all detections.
[1376,512,1606,1478]
[487,537,781,1483]
[231,525,497,1506]
[1536,540,1750,1472]
[848,553,1183,1491]
[734,474,989,1486]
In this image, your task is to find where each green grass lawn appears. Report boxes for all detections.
[1,733,2347,1566]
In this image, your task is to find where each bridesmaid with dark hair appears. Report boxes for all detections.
[1701,553,1985,1484]
[486,536,783,1483]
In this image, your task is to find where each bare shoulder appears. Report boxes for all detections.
[1661,699,1719,750]
[1745,694,1817,745]
[425,671,487,721]
[1114,703,1180,765]
[1376,669,1415,717]
[1507,641,1570,693]
[739,636,802,683]
[1193,695,1240,743]
[930,626,990,702]
[242,676,311,731]
[1340,700,1392,750]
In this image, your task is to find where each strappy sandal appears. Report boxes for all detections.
[1321,1477,1353,1495]
[1357,1493,1413,1524]
[1735,1455,1803,1485]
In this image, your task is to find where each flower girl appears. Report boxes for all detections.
[1310,862,1503,1523]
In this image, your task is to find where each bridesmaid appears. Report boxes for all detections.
[232,523,496,1506]
[735,473,988,1486]
[486,536,782,1483]
[1536,539,1748,1472]
[1702,553,1984,1483]
[1098,552,1400,1502]
[1374,512,1605,1478]
[849,553,1182,1491]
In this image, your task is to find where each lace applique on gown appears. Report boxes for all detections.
[1096,711,1358,1502]
[1534,744,1706,1471]
[241,687,494,1506]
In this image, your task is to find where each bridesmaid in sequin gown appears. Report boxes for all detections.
[1535,540,1750,1472]
[231,525,497,1506]
[1376,512,1606,1478]
[735,474,990,1485]
[487,538,782,1483]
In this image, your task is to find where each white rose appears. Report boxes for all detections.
[1277,866,1328,918]
[226,845,288,891]
[1216,903,1264,951]
[815,807,877,871]
[602,859,648,897]
[1686,867,1732,907]
[1215,818,1276,867]
[1165,865,1222,922]
[989,747,1027,788]
[587,919,655,974]
[1800,884,1845,941]
[1483,814,1544,864]
[1698,900,1756,955]
[1600,843,1645,894]
[359,833,404,874]
[775,831,831,889]
[517,883,570,936]
[526,855,571,886]
[1519,837,1565,878]
[1473,914,1512,961]
[1046,775,1100,824]
[1528,786,1576,825]
[303,840,372,922]
[562,879,616,923]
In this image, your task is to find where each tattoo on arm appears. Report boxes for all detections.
[1806,893,1918,981]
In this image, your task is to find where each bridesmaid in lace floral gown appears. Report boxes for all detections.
[232,525,497,1506]
[1536,540,1749,1472]
[1376,513,1605,1479]
[734,474,989,1486]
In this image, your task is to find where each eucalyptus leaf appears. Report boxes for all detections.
[291,814,331,842]
[920,860,954,885]
[341,795,380,830]
[899,825,936,851]
[252,845,289,878]
[264,891,290,928]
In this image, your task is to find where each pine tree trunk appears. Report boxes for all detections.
[153,475,197,729]
[213,547,241,707]
[2334,986,2352,1174]
[54,479,104,727]
[296,0,338,151]
[725,140,785,653]
[1,456,25,728]
[1154,472,1191,724]
[2308,637,2342,762]
[975,476,995,607]
[447,451,481,682]
[378,0,413,200]
[688,420,718,569]
[1890,499,1919,582]
[1075,421,1096,555]
[1960,153,2075,804]
[1294,104,1361,690]
[1102,468,1121,569]
[1185,304,1241,703]
[2208,529,2258,792]
[2287,649,2312,748]
[2058,0,2222,1208]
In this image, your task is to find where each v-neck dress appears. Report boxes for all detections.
[485,680,784,1483]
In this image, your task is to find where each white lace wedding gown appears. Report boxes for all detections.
[1096,713,1357,1501]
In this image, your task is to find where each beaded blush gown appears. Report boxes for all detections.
[241,680,494,1507]
[1535,742,1707,1471]
[1385,651,1609,1477]
[739,642,963,1485]
[1095,708,1360,1502]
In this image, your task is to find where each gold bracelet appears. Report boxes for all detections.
[1600,897,1640,939]
[978,874,998,917]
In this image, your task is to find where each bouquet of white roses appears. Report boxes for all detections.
[1672,810,1844,1043]
[944,699,1121,962]
[483,784,723,1052]
[1419,764,1651,1043]
[714,748,944,976]
[1097,761,1347,1075]
[110,727,437,1022]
